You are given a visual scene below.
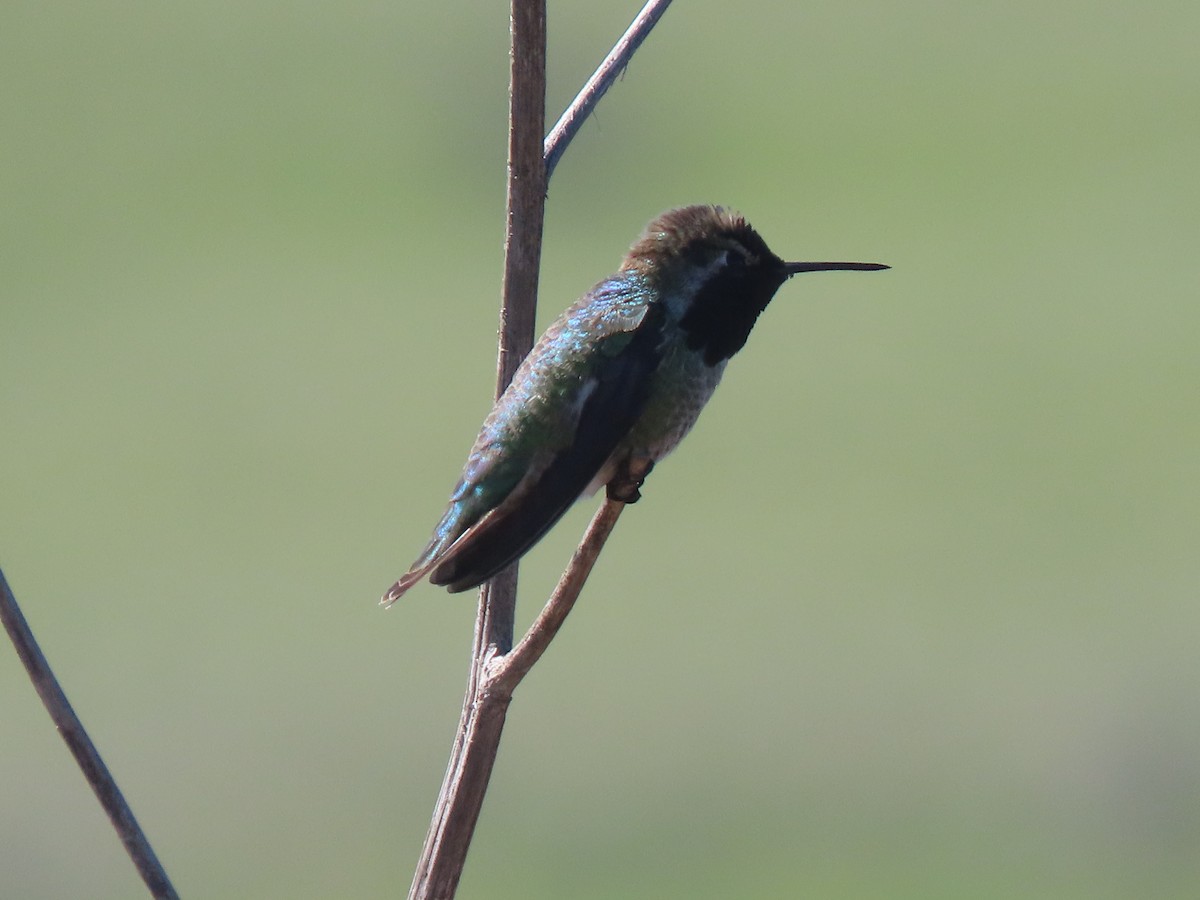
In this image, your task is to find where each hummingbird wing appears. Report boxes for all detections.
[382,288,664,604]
[429,302,666,593]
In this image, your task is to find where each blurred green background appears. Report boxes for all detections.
[3,1,1198,897]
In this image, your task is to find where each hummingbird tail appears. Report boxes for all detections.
[380,500,478,607]
[380,567,429,607]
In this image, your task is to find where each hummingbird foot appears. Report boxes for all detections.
[606,458,655,504]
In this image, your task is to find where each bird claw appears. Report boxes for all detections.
[606,459,655,504]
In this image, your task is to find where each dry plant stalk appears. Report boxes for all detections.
[408,2,674,898]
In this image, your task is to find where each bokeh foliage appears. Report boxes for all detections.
[3,2,1198,897]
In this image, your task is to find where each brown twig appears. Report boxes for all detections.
[407,1,545,896]
[408,2,674,897]
[407,502,625,900]
[544,0,674,182]
[0,567,180,900]
[492,497,625,689]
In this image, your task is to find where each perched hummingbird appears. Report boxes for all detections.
[382,205,886,605]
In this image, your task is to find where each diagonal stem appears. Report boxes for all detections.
[0,568,180,900]
[543,0,674,181]
[492,498,625,689]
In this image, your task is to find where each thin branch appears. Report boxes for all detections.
[492,498,625,689]
[485,0,550,656]
[409,2,675,896]
[407,1,546,897]
[543,0,674,181]
[0,567,179,900]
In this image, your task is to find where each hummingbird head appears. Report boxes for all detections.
[621,205,887,366]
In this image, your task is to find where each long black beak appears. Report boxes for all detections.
[784,260,889,275]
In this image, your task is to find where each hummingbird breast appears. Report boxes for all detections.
[588,336,726,493]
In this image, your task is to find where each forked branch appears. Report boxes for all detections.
[408,2,674,897]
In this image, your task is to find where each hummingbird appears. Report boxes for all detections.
[382,205,886,605]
